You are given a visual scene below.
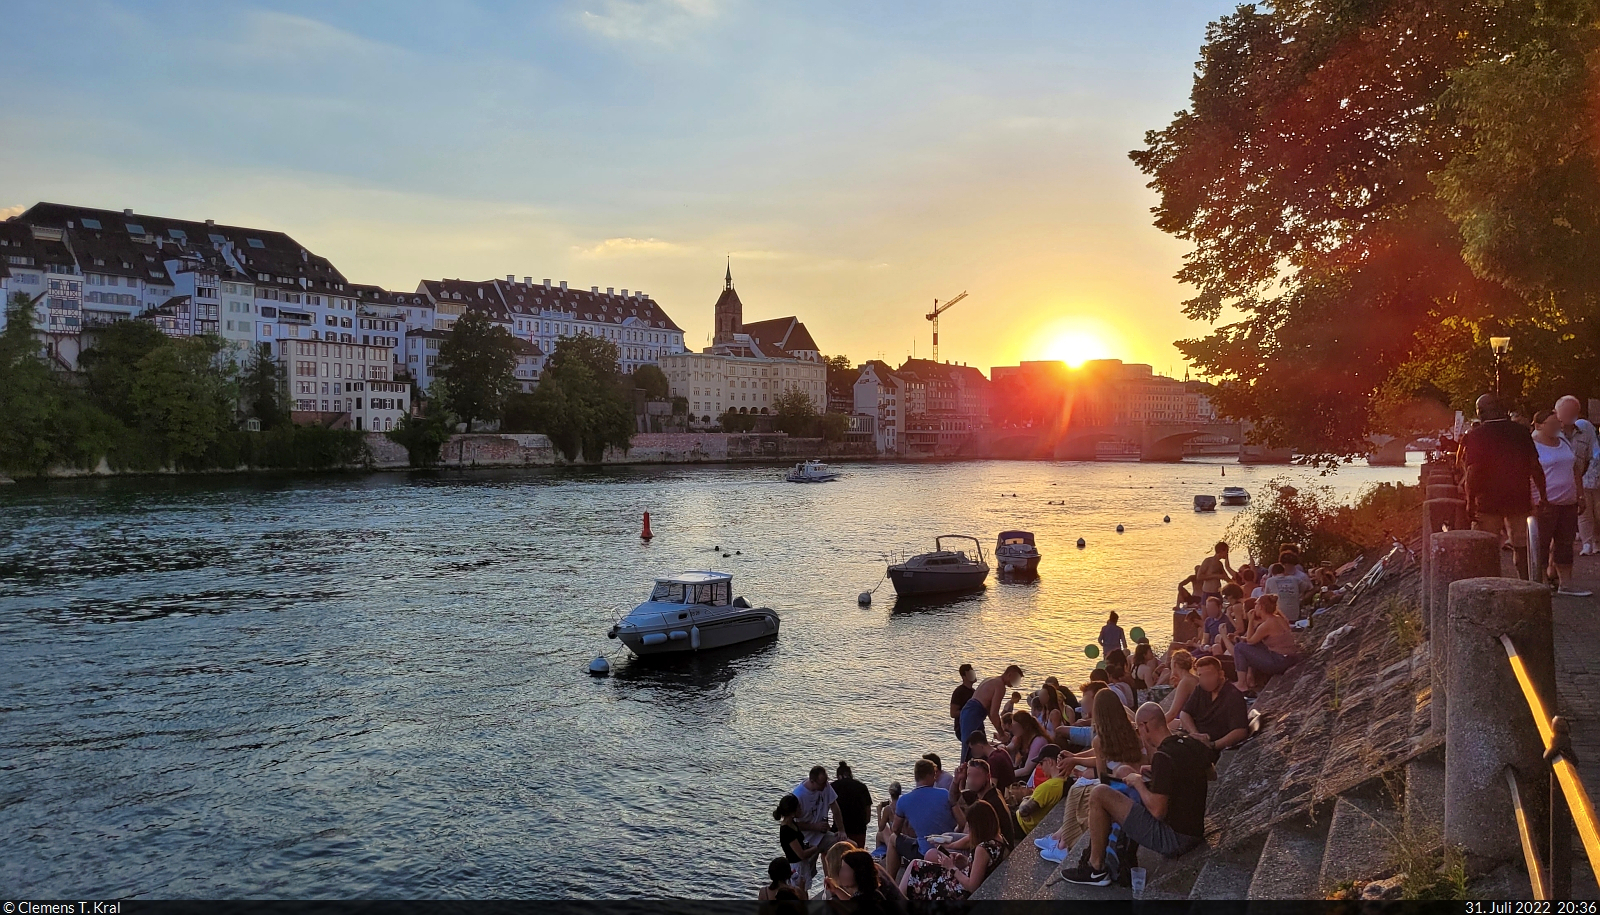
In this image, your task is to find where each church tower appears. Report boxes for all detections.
[712,260,743,344]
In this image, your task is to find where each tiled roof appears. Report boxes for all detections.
[742,316,820,356]
[13,202,348,294]
[418,277,683,333]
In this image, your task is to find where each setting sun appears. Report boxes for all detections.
[1044,329,1115,368]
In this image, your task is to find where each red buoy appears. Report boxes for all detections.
[641,511,653,540]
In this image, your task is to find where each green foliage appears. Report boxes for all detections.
[0,292,97,475]
[387,397,455,468]
[528,334,633,461]
[631,363,669,400]
[436,310,519,430]
[80,318,168,420]
[718,409,758,433]
[129,335,239,469]
[1382,597,1423,653]
[773,386,818,436]
[824,354,856,402]
[205,425,369,470]
[1225,478,1424,568]
[500,392,539,432]
[1132,0,1600,457]
[240,343,289,430]
[816,411,849,442]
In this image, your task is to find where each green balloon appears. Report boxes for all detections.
[1095,660,1106,670]
[1084,644,1099,659]
[1129,627,1146,642]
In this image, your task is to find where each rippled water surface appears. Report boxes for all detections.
[0,459,1417,898]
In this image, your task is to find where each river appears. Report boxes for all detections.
[0,458,1417,898]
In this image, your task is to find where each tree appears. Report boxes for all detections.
[501,391,539,432]
[632,363,670,400]
[435,310,519,431]
[129,335,238,468]
[80,318,168,420]
[240,343,288,429]
[387,396,455,468]
[718,409,758,433]
[0,292,80,475]
[824,354,856,406]
[773,386,818,436]
[528,334,634,461]
[817,411,849,442]
[1130,0,1545,458]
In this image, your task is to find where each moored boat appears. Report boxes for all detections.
[1194,494,1217,512]
[606,571,779,656]
[995,530,1042,575]
[1221,486,1251,506]
[888,535,990,596]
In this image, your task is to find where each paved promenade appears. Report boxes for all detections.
[1553,551,1600,786]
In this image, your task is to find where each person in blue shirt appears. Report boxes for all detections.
[881,758,957,878]
[1098,612,1127,656]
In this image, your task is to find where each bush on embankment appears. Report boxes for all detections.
[1224,478,1423,567]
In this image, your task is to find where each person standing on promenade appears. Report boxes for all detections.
[1197,542,1234,602]
[1098,612,1127,656]
[949,664,977,742]
[959,665,1023,762]
[1533,410,1592,596]
[832,762,874,848]
[1556,396,1600,555]
[1461,392,1546,579]
[774,793,824,896]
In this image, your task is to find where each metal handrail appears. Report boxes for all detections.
[1501,633,1600,898]
[1527,515,1544,585]
[1507,766,1552,899]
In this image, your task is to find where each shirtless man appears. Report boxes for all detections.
[958,664,1023,763]
[1196,542,1234,600]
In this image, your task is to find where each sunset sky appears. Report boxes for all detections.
[0,1,1232,376]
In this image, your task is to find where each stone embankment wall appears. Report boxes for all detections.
[368,432,877,469]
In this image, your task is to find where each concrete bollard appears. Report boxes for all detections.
[1426,483,1459,502]
[1421,498,1469,634]
[1430,531,1502,735]
[1445,577,1554,865]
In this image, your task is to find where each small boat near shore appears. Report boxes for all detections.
[607,571,779,656]
[888,535,990,596]
[1194,494,1217,512]
[995,530,1042,576]
[1221,486,1251,506]
[785,460,839,483]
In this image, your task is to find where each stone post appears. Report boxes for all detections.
[1427,483,1459,502]
[1421,498,1469,634]
[1431,531,1502,734]
[1445,577,1554,865]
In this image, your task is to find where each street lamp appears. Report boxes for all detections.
[1490,336,1511,394]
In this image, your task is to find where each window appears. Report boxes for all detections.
[125,223,145,234]
[247,238,265,248]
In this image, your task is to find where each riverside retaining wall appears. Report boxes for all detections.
[369,432,878,469]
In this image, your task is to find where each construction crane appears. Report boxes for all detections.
[924,291,968,363]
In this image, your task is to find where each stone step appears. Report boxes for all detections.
[1319,795,1401,892]
[1189,858,1256,900]
[1247,821,1328,899]
[1404,751,1445,843]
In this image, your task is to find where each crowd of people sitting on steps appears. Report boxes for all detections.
[759,539,1300,901]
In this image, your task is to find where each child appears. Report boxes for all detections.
[1098,611,1127,655]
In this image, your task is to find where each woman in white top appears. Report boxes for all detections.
[1533,410,1592,596]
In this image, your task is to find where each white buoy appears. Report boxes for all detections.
[858,591,872,605]
[588,655,611,677]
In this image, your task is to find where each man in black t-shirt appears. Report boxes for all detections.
[832,761,873,847]
[1460,393,1546,579]
[950,663,976,740]
[1063,703,1208,886]
[1179,655,1251,757]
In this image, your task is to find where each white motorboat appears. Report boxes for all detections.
[995,530,1042,575]
[785,460,839,483]
[606,571,779,656]
[1221,486,1251,506]
[1194,494,1217,512]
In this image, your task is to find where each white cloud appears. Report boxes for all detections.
[578,0,722,45]
[0,204,25,220]
[575,236,693,258]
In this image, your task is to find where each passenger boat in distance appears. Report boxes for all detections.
[888,535,990,596]
[785,460,840,483]
[1194,494,1218,512]
[606,571,779,656]
[1221,486,1251,506]
[995,530,1042,576]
